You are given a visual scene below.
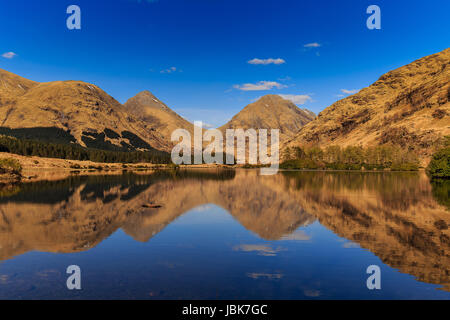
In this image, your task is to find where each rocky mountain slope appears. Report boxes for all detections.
[284,48,450,160]
[0,69,170,152]
[124,90,194,142]
[220,94,315,142]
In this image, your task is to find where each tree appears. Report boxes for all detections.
[293,146,306,159]
[427,146,450,179]
[282,147,293,160]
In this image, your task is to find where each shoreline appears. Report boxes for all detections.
[0,152,428,184]
[0,152,231,183]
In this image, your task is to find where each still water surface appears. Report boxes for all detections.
[0,169,449,299]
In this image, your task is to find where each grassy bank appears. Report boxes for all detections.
[281,145,420,171]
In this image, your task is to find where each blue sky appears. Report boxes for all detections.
[1,0,449,127]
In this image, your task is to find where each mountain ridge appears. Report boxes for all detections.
[283,48,450,162]
[1,47,448,164]
[219,94,315,142]
[124,90,195,142]
[0,69,171,152]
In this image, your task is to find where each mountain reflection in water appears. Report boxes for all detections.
[0,169,449,297]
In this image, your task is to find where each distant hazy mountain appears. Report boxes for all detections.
[219,94,316,142]
[284,48,450,159]
[0,69,170,152]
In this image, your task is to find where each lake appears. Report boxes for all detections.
[0,169,449,299]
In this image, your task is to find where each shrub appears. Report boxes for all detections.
[0,158,22,174]
[427,146,450,179]
[391,162,419,171]
[432,108,447,119]
[430,179,450,209]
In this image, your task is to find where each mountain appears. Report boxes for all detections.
[219,94,315,142]
[124,90,194,142]
[284,48,450,159]
[0,68,37,99]
[0,69,170,152]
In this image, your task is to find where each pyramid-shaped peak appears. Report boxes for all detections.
[133,90,159,101]
[256,94,286,103]
[125,90,169,110]
[135,90,154,97]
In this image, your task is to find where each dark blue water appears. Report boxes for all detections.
[0,169,448,299]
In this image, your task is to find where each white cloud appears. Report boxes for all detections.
[304,289,321,297]
[303,42,321,48]
[234,244,286,256]
[160,66,178,74]
[248,58,286,65]
[280,230,311,241]
[233,81,287,91]
[194,204,213,211]
[279,94,312,105]
[342,242,360,248]
[341,89,360,94]
[2,52,17,59]
[247,273,283,280]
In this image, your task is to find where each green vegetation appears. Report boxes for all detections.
[0,135,171,164]
[242,163,270,169]
[0,169,236,203]
[0,126,160,153]
[430,179,450,209]
[427,137,450,179]
[121,131,153,150]
[103,128,121,139]
[0,127,76,144]
[81,129,157,152]
[281,145,419,171]
[81,131,124,151]
[0,158,22,174]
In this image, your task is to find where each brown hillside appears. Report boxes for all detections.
[219,94,315,142]
[0,69,170,152]
[0,69,38,99]
[284,48,450,160]
[124,90,194,142]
